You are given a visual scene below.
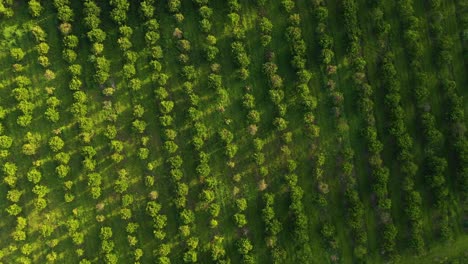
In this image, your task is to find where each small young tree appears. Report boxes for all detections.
[27,168,41,184]
[49,136,64,152]
[37,42,49,55]
[28,0,43,17]
[10,48,25,61]
[7,189,23,203]
[100,227,113,240]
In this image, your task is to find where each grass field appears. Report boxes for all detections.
[0,0,466,263]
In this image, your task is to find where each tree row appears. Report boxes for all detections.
[342,0,397,257]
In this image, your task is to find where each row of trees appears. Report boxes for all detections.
[117,170,145,262]
[258,13,298,262]
[84,1,125,263]
[108,1,147,262]
[342,0,397,257]
[225,1,260,263]
[5,9,45,258]
[54,1,94,262]
[381,51,425,252]
[192,0,233,263]
[5,6,58,261]
[283,0,370,260]
[98,226,118,264]
[278,2,317,261]
[145,1,200,263]
[11,217,27,243]
[61,0,98,201]
[30,2,77,210]
[3,161,24,217]
[54,0,85,199]
[138,3,173,263]
[0,99,12,242]
[83,0,110,85]
[62,217,89,264]
[314,152,341,253]
[398,0,453,240]
[169,1,231,262]
[65,218,85,251]
[228,0,251,81]
[29,7,57,86]
[29,3,79,262]
[4,164,22,217]
[82,0,112,216]
[282,2,318,137]
[305,0,346,259]
[443,79,468,210]
[248,19,293,258]
[9,24,46,259]
[455,0,468,65]
[427,0,468,234]
[11,71,34,127]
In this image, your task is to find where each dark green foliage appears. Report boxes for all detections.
[0,1,463,263]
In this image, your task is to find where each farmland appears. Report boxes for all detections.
[0,0,466,263]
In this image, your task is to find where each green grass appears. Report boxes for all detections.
[397,234,468,264]
[0,0,466,263]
